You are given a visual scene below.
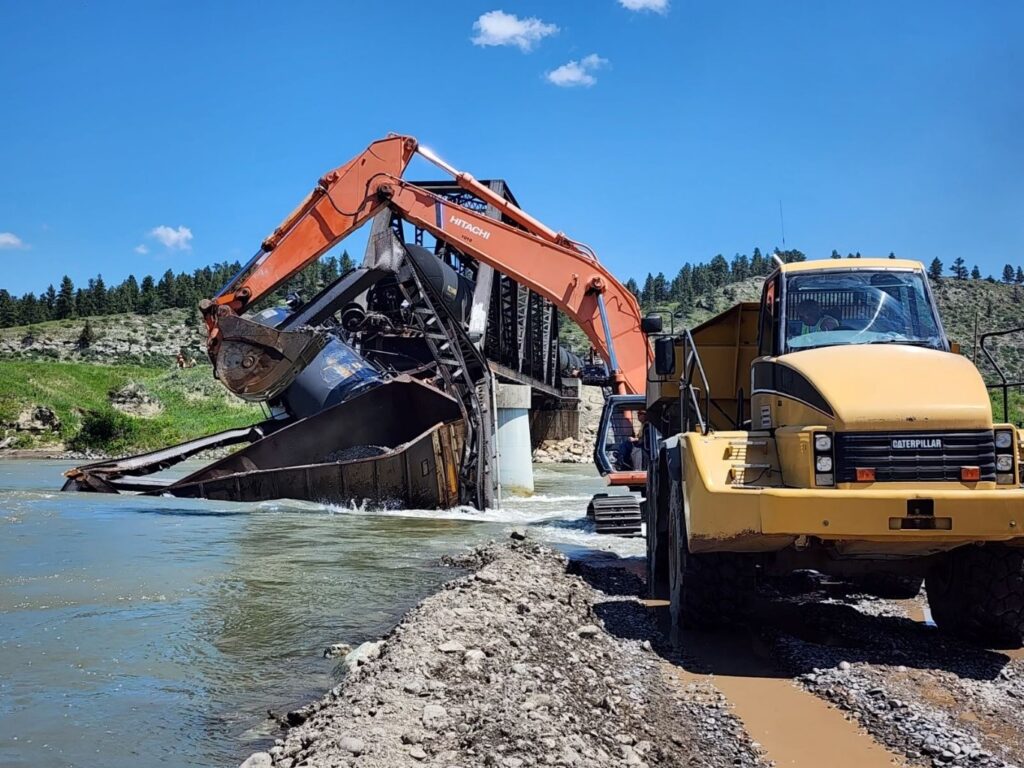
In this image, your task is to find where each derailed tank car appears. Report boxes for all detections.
[63,378,465,508]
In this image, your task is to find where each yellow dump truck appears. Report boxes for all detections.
[642,257,1024,646]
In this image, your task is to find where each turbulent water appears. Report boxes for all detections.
[0,460,642,768]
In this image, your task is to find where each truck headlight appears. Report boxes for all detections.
[816,456,833,472]
[814,434,832,452]
[996,431,1014,450]
[997,455,1014,473]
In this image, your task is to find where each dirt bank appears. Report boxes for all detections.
[241,539,763,768]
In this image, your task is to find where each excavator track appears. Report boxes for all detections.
[587,493,643,536]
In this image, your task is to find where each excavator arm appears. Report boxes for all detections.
[201,134,650,401]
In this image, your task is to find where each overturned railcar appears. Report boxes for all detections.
[62,378,465,509]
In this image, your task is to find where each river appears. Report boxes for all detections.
[0,460,643,768]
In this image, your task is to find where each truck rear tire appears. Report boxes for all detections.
[926,544,1024,648]
[667,480,756,630]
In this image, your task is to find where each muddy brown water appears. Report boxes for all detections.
[669,629,904,767]
[631,598,904,767]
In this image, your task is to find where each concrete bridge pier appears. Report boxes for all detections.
[495,383,534,496]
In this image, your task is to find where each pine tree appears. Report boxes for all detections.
[43,284,57,318]
[971,265,982,280]
[1003,264,1015,283]
[139,275,160,315]
[641,273,655,306]
[55,276,76,319]
[730,253,750,280]
[92,274,107,314]
[77,319,97,348]
[1017,267,1024,285]
[951,258,968,280]
[321,255,340,286]
[340,250,355,273]
[123,275,140,311]
[157,269,176,307]
[77,283,95,317]
[19,293,42,325]
[0,290,18,327]
[928,258,943,280]
[652,272,668,302]
[831,250,841,260]
[624,278,640,300]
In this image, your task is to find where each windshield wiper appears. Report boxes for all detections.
[863,338,939,348]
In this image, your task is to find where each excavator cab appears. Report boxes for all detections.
[586,394,647,536]
[593,394,649,480]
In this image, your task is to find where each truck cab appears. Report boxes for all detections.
[645,258,1024,646]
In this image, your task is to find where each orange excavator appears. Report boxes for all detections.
[200,134,648,404]
[65,135,651,528]
[198,134,652,527]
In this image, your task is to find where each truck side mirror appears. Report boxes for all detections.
[641,314,663,335]
[654,337,675,376]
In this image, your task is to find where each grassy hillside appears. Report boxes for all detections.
[0,362,261,454]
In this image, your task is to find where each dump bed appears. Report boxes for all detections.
[690,302,760,430]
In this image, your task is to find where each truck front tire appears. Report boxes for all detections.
[667,480,756,630]
[646,449,671,600]
[926,544,1024,648]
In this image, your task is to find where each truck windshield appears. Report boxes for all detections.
[783,269,945,353]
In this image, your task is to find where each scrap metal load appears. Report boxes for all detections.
[63,134,652,512]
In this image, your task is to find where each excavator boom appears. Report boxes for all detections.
[201,135,650,402]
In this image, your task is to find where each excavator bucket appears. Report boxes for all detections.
[211,312,327,402]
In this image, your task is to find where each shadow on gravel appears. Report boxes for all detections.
[573,559,1012,683]
[567,556,647,597]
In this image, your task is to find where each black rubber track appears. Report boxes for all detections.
[926,544,1024,648]
[668,480,757,630]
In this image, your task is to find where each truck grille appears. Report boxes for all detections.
[834,430,996,483]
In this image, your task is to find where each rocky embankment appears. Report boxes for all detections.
[0,308,205,364]
[241,539,762,768]
[241,542,1024,768]
[532,386,605,465]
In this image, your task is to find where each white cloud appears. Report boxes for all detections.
[148,225,193,250]
[134,244,149,255]
[472,10,558,52]
[546,54,609,87]
[618,0,669,12]
[0,232,27,249]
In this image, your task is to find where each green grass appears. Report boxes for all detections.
[991,389,1024,426]
[0,361,262,453]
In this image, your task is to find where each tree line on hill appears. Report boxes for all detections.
[625,249,1024,308]
[0,252,356,329]
[2,247,1022,331]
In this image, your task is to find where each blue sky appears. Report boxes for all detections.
[1,0,1021,296]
